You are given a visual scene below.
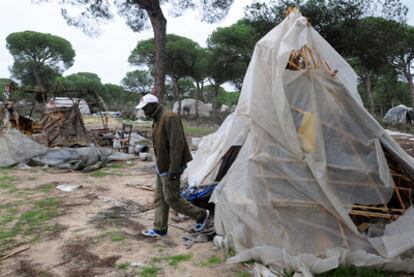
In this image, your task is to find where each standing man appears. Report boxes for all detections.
[136,94,209,237]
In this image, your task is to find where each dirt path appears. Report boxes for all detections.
[0,161,247,277]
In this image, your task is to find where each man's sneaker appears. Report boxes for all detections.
[194,210,210,232]
[141,229,167,237]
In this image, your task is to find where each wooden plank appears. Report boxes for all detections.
[0,245,30,261]
[349,210,399,220]
[351,204,404,213]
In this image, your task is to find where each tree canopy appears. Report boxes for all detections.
[207,21,255,90]
[6,31,75,89]
[129,34,201,112]
[121,69,154,94]
[38,0,238,101]
[58,72,136,110]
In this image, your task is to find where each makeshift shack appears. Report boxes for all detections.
[186,9,414,276]
[47,97,91,115]
[384,104,414,125]
[40,105,89,147]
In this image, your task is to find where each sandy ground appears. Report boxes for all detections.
[0,160,247,277]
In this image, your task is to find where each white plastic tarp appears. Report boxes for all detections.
[0,129,48,167]
[384,104,413,124]
[186,10,414,275]
[0,128,135,170]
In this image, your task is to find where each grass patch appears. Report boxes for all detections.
[88,169,110,178]
[139,265,161,277]
[0,197,62,251]
[37,183,55,193]
[18,197,61,235]
[0,213,16,224]
[316,266,388,277]
[165,254,192,267]
[225,248,236,258]
[109,163,124,169]
[116,262,130,270]
[237,272,251,277]
[35,197,60,209]
[200,254,223,267]
[0,175,18,192]
[106,231,125,242]
[183,125,217,137]
[151,254,192,267]
[0,229,19,240]
[0,168,11,174]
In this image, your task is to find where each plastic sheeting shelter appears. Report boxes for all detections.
[186,10,414,275]
[384,104,414,125]
[48,97,91,115]
[173,98,212,117]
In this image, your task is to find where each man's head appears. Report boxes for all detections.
[135,94,159,118]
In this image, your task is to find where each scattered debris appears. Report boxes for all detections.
[97,195,121,205]
[56,184,83,192]
[138,152,152,161]
[125,183,154,191]
[17,163,31,170]
[182,219,215,249]
[183,233,209,249]
[130,261,145,267]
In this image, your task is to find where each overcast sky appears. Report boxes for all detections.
[1,0,414,86]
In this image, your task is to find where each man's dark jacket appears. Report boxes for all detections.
[152,105,192,175]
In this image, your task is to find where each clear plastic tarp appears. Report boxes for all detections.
[186,10,414,276]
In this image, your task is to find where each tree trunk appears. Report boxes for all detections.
[406,73,414,111]
[195,82,201,118]
[212,84,220,112]
[365,72,375,115]
[32,67,44,89]
[32,67,47,104]
[147,3,166,102]
[195,93,199,118]
[196,81,205,102]
[172,77,181,117]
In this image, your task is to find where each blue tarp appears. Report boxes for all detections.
[181,184,217,201]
